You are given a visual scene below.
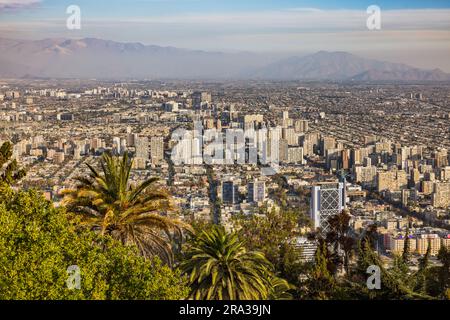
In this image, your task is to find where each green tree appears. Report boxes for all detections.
[428,246,450,299]
[0,185,189,300]
[62,152,189,265]
[0,141,26,185]
[351,238,432,300]
[414,240,431,294]
[304,241,336,300]
[180,226,280,300]
[402,226,411,264]
[237,207,304,270]
[325,210,355,275]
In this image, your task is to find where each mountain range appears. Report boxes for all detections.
[0,37,449,81]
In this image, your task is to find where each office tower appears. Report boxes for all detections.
[282,127,298,146]
[434,149,448,168]
[402,189,417,208]
[164,101,179,112]
[300,136,314,156]
[377,170,408,192]
[294,120,309,133]
[341,149,350,170]
[248,180,266,203]
[266,126,281,167]
[135,136,149,160]
[350,148,362,166]
[410,168,421,189]
[150,136,164,164]
[324,149,338,171]
[287,147,304,164]
[281,110,292,128]
[321,136,336,157]
[279,139,288,163]
[192,91,211,110]
[310,182,346,233]
[354,165,377,189]
[432,182,450,208]
[222,180,239,205]
[120,138,127,154]
[127,133,138,147]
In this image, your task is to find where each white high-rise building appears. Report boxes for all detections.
[310,182,346,233]
[112,137,121,155]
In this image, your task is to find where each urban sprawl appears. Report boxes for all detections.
[1,79,450,270]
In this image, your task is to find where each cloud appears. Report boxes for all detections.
[0,0,41,10]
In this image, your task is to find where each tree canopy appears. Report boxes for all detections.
[0,184,189,300]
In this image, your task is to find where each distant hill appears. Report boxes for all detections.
[249,51,450,81]
[0,38,449,81]
[0,37,273,79]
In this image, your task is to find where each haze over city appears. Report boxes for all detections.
[1,0,450,73]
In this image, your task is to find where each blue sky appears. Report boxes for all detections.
[1,0,450,71]
[3,0,450,18]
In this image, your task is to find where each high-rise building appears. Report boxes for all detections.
[432,182,450,208]
[310,182,346,233]
[192,91,211,110]
[222,180,239,205]
[377,169,408,192]
[282,128,298,146]
[355,165,377,189]
[248,180,266,203]
[321,136,336,157]
[287,147,304,164]
[135,136,149,160]
[294,120,309,133]
[279,139,289,163]
[150,136,164,164]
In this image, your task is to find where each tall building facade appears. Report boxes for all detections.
[222,180,239,205]
[150,136,164,164]
[310,182,346,233]
[248,180,266,203]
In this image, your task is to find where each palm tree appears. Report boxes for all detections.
[181,226,275,300]
[62,151,188,265]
